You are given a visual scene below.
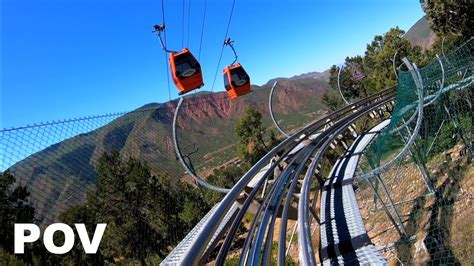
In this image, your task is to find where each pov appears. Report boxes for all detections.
[14,223,107,254]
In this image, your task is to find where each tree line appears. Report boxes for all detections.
[322,1,472,110]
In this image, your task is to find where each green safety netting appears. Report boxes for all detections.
[356,38,473,265]
[365,37,473,172]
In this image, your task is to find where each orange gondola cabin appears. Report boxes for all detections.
[222,63,251,100]
[169,48,204,95]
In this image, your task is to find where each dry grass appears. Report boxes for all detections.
[356,144,473,264]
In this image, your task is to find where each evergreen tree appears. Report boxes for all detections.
[423,0,473,37]
[321,92,345,111]
[235,107,270,165]
[59,151,212,264]
[327,27,427,101]
[0,171,35,255]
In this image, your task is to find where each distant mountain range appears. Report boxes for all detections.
[266,69,331,85]
[8,16,437,224]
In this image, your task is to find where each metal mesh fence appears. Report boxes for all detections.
[0,103,192,263]
[1,104,188,219]
[1,34,471,266]
[0,79,330,264]
[356,38,473,265]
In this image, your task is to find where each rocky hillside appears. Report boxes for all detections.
[9,77,332,224]
[7,16,437,226]
[404,16,437,50]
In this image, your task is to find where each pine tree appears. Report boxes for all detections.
[423,0,473,37]
[0,171,35,255]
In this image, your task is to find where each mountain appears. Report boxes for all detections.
[289,70,331,82]
[7,16,436,225]
[9,78,332,224]
[264,70,331,87]
[404,16,437,50]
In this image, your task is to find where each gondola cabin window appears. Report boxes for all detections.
[230,67,249,87]
[224,73,231,91]
[174,53,200,79]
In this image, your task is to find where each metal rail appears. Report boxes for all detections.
[269,81,291,138]
[179,88,395,264]
[337,65,351,105]
[224,89,396,263]
[173,97,230,193]
[167,39,473,265]
[239,95,394,265]
[298,96,395,264]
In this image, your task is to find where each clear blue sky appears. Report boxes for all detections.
[1,0,425,128]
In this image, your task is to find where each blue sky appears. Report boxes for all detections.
[1,0,425,128]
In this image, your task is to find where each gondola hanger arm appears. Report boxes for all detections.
[224,38,238,66]
[153,24,178,53]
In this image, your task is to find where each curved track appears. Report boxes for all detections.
[319,120,390,265]
[162,88,396,265]
[161,39,473,265]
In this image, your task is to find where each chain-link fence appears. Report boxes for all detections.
[1,78,331,264]
[356,38,473,265]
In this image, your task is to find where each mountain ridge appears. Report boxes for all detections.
[10,77,332,224]
[7,16,435,225]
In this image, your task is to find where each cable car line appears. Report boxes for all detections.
[181,0,186,48]
[162,8,246,190]
[210,44,225,93]
[222,0,236,50]
[164,50,172,101]
[187,0,192,48]
[159,0,172,101]
[160,0,168,46]
[198,0,208,60]
[210,0,237,93]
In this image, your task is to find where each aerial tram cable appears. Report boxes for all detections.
[198,0,208,60]
[181,0,186,48]
[222,38,251,99]
[159,0,172,101]
[210,0,237,92]
[155,0,252,192]
[170,40,249,193]
[187,0,192,47]
[171,5,247,191]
